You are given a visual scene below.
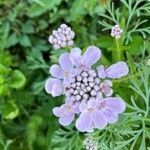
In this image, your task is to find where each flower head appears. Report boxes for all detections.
[48,23,75,49]
[45,45,129,132]
[111,25,123,39]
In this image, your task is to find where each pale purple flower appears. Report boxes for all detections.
[50,52,75,85]
[53,99,79,126]
[45,45,129,132]
[48,23,75,49]
[100,80,113,97]
[75,99,107,132]
[75,97,125,132]
[111,25,123,39]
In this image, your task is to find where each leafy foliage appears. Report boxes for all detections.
[0,0,150,150]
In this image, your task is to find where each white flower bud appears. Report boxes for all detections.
[88,76,94,82]
[83,77,88,83]
[60,24,68,29]
[70,31,75,39]
[89,82,94,87]
[83,94,89,100]
[71,83,76,88]
[57,28,63,33]
[67,40,74,46]
[81,71,88,77]
[60,42,66,47]
[74,90,79,95]
[77,75,82,81]
[66,35,72,41]
[76,95,81,101]
[69,88,74,94]
[91,90,97,96]
[94,78,100,84]
[86,86,91,92]
[57,40,61,45]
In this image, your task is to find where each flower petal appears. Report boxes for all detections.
[105,97,126,113]
[76,113,93,132]
[70,47,82,67]
[59,113,75,126]
[92,110,107,129]
[49,64,63,79]
[106,61,129,78]
[53,107,62,117]
[63,76,72,85]
[83,46,101,67]
[51,81,64,97]
[79,101,87,112]
[45,78,57,94]
[103,109,118,123]
[59,53,73,71]
[97,65,106,79]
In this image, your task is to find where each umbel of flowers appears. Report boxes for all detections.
[45,24,129,132]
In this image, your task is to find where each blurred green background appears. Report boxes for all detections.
[0,0,150,150]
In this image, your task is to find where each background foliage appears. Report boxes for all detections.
[0,0,150,149]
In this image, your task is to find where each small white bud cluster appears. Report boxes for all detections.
[83,137,98,150]
[48,23,75,49]
[111,25,123,39]
[65,70,104,102]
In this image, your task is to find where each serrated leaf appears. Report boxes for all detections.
[27,0,63,17]
[5,33,18,48]
[9,70,26,89]
[18,34,31,47]
[21,21,35,33]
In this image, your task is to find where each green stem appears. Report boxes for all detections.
[115,38,122,61]
[112,38,123,62]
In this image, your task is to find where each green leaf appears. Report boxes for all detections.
[0,21,10,50]
[9,70,26,89]
[69,0,86,21]
[27,0,63,17]
[0,84,9,96]
[128,35,143,55]
[5,33,18,48]
[0,64,9,74]
[21,21,35,34]
[95,36,114,48]
[18,34,31,47]
[1,101,19,120]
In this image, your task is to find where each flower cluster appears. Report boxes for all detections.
[48,23,75,49]
[45,46,129,132]
[83,136,98,150]
[111,25,123,39]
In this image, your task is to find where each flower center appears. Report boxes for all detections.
[65,70,103,102]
